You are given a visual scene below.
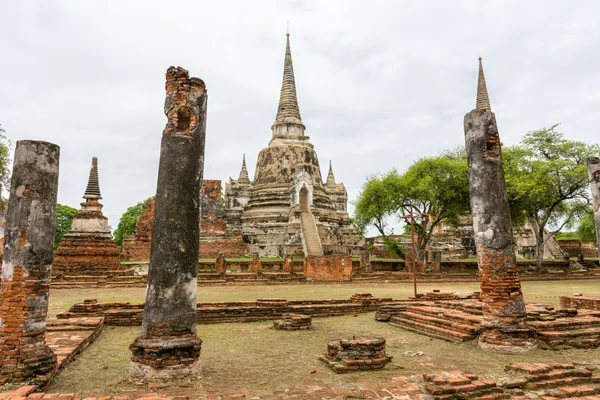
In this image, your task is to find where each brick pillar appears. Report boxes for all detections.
[248,252,262,273]
[430,251,441,272]
[130,67,207,381]
[587,157,600,260]
[283,255,293,273]
[0,141,60,384]
[464,108,535,353]
[215,253,226,275]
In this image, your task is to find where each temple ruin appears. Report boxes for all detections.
[463,58,535,353]
[0,141,60,384]
[53,157,130,278]
[224,32,363,257]
[129,66,206,380]
[122,33,364,261]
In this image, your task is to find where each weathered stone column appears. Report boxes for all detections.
[0,141,60,384]
[130,67,207,381]
[587,157,600,259]
[464,58,535,353]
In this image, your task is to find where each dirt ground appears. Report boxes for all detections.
[44,281,600,398]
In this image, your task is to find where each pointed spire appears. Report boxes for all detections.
[238,153,250,184]
[326,160,336,186]
[273,31,304,129]
[83,157,102,199]
[476,57,491,111]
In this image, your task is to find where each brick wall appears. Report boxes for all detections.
[304,254,353,281]
[559,295,600,311]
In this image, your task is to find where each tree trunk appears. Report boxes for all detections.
[535,225,545,274]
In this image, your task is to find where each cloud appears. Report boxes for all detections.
[1,0,599,234]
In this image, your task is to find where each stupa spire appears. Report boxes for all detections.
[326,160,336,186]
[476,57,491,111]
[271,30,305,137]
[238,153,250,183]
[84,157,102,199]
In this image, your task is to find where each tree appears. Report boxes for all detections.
[503,125,600,272]
[113,197,153,248]
[0,124,12,202]
[55,204,78,248]
[354,150,470,257]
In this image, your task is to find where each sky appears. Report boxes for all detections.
[1,1,599,234]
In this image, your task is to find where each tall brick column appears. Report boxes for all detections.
[464,58,535,353]
[130,67,207,381]
[587,157,600,260]
[0,141,60,384]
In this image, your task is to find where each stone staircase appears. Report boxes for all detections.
[544,229,568,260]
[300,211,323,256]
[530,311,600,349]
[388,304,482,342]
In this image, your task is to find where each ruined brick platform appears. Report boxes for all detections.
[0,317,105,385]
[273,313,312,330]
[377,293,600,349]
[423,370,508,399]
[319,336,392,373]
[46,317,105,371]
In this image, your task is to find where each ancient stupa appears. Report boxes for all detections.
[224,32,363,257]
[53,157,131,278]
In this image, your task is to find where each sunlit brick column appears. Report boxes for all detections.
[0,141,60,384]
[464,58,535,353]
[587,157,600,260]
[130,67,207,381]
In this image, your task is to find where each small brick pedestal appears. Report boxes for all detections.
[273,313,311,330]
[319,337,392,373]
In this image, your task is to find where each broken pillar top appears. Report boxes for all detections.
[476,57,491,112]
[163,66,207,137]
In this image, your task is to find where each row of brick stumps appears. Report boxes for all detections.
[0,141,60,384]
[129,67,207,382]
[464,58,536,353]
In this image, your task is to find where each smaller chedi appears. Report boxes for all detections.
[53,157,131,278]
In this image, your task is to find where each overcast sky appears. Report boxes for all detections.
[1,1,599,234]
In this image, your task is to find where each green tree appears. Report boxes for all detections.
[0,124,13,202]
[113,197,153,248]
[576,210,597,242]
[354,151,470,257]
[55,204,78,248]
[503,125,600,272]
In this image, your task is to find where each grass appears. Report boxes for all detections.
[46,312,600,398]
[43,281,600,397]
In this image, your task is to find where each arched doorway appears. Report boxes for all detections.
[299,185,310,212]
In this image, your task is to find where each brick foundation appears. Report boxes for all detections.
[58,293,393,325]
[273,313,311,330]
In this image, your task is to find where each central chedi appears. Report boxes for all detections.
[225,33,363,257]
